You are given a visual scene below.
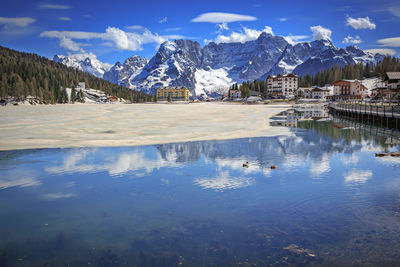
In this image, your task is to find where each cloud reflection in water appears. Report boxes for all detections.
[344,169,373,184]
[194,170,253,191]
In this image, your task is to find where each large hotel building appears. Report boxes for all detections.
[156,87,190,102]
[266,74,298,98]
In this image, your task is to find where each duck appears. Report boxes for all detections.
[270,165,277,169]
[375,153,390,157]
[390,152,400,157]
[242,162,249,168]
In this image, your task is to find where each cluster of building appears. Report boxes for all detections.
[226,71,400,102]
[139,72,399,103]
[326,72,399,101]
[149,72,399,102]
[73,82,121,103]
[370,72,400,100]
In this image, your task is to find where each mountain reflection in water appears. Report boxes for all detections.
[0,121,400,266]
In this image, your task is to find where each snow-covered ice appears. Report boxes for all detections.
[0,103,291,151]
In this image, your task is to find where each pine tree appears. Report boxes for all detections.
[0,45,152,104]
[70,87,76,103]
[79,89,85,103]
[240,84,250,98]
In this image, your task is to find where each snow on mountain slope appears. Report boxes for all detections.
[131,33,289,97]
[194,67,233,98]
[53,53,111,78]
[53,33,386,99]
[131,40,202,95]
[103,55,148,88]
[345,46,385,65]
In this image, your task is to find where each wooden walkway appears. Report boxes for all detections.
[329,102,400,131]
[329,103,400,119]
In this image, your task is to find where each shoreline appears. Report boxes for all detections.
[0,103,292,151]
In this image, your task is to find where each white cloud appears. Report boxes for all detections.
[344,169,372,184]
[375,156,400,165]
[388,6,400,17]
[364,49,396,56]
[216,22,229,32]
[278,18,288,22]
[377,37,400,47]
[310,154,331,178]
[191,12,257,23]
[0,17,35,27]
[215,157,272,177]
[165,27,181,32]
[310,25,332,40]
[194,170,253,191]
[40,30,102,39]
[57,17,71,21]
[283,34,309,45]
[101,41,113,47]
[159,17,168,24]
[105,27,132,50]
[40,26,181,52]
[45,148,182,177]
[214,26,273,44]
[341,153,359,165]
[342,35,362,44]
[125,25,146,31]
[41,192,75,200]
[203,38,212,45]
[346,16,376,30]
[37,3,72,9]
[59,36,84,52]
[0,176,40,189]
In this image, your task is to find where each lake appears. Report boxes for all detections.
[1,119,400,266]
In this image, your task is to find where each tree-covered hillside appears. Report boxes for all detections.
[0,46,152,103]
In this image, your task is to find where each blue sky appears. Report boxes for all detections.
[1,0,400,65]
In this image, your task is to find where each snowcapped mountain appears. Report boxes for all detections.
[128,34,383,98]
[130,33,291,98]
[264,40,382,78]
[54,33,385,99]
[103,55,148,88]
[131,40,203,95]
[345,45,385,64]
[53,53,112,78]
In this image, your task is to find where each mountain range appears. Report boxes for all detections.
[53,33,384,99]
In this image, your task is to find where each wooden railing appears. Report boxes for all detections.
[329,101,400,119]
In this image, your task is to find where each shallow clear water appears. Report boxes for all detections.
[1,121,400,266]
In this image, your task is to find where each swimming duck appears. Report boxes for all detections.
[242,162,249,168]
[270,165,277,169]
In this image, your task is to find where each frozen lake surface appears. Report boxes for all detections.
[0,103,290,151]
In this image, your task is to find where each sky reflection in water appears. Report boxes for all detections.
[0,122,400,266]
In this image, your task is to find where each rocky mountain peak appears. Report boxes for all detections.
[54,32,385,99]
[53,54,111,78]
[103,55,148,87]
[345,45,366,57]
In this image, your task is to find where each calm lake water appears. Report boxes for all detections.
[1,120,400,266]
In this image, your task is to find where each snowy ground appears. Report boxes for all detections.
[0,103,291,151]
